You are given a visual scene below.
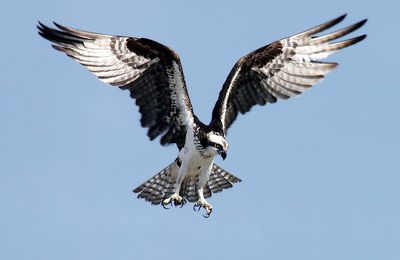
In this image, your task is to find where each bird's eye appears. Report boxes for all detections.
[210,142,223,150]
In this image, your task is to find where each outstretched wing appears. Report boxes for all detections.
[211,14,367,134]
[38,22,194,149]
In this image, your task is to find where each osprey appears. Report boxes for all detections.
[38,14,366,217]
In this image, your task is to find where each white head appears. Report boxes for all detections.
[206,131,228,159]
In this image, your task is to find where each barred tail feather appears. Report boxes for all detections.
[133,159,180,205]
[180,176,199,203]
[180,163,242,202]
[133,161,241,206]
[205,164,242,196]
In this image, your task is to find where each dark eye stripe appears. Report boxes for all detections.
[209,142,223,150]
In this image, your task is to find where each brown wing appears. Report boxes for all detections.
[211,14,367,133]
[38,22,195,149]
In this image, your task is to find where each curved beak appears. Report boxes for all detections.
[220,151,227,160]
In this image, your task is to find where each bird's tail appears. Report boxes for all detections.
[133,159,241,205]
[133,158,180,205]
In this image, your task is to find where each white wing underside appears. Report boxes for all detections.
[212,15,367,132]
[38,22,194,148]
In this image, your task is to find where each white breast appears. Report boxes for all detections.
[179,127,215,178]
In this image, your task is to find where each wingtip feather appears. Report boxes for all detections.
[324,13,347,28]
[351,34,367,44]
[293,13,349,38]
[336,13,348,23]
[37,21,48,33]
[51,44,65,52]
[53,21,68,32]
[358,18,368,27]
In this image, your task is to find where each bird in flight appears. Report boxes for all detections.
[38,14,366,217]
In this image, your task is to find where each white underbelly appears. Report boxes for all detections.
[178,127,216,180]
[179,149,213,176]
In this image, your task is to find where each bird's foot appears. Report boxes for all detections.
[193,199,213,218]
[162,193,185,209]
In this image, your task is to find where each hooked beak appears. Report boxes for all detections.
[220,151,227,160]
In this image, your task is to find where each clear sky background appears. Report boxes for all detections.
[1,1,399,259]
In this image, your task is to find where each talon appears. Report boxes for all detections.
[194,199,213,218]
[173,198,185,208]
[203,208,212,218]
[173,200,181,207]
[162,202,171,210]
[162,199,172,210]
[162,194,184,209]
[193,204,201,212]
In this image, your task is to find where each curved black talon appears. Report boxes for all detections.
[203,208,212,218]
[172,200,185,208]
[193,204,201,212]
[162,202,171,210]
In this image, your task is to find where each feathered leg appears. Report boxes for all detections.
[162,161,186,207]
[193,163,213,217]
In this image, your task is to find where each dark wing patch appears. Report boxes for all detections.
[211,14,367,133]
[38,22,194,149]
[122,62,189,148]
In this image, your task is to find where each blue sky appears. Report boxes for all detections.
[1,1,399,259]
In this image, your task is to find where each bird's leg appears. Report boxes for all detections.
[194,188,213,218]
[162,169,185,207]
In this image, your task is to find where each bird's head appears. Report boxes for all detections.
[206,131,228,160]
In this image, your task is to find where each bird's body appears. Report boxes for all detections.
[38,14,366,217]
